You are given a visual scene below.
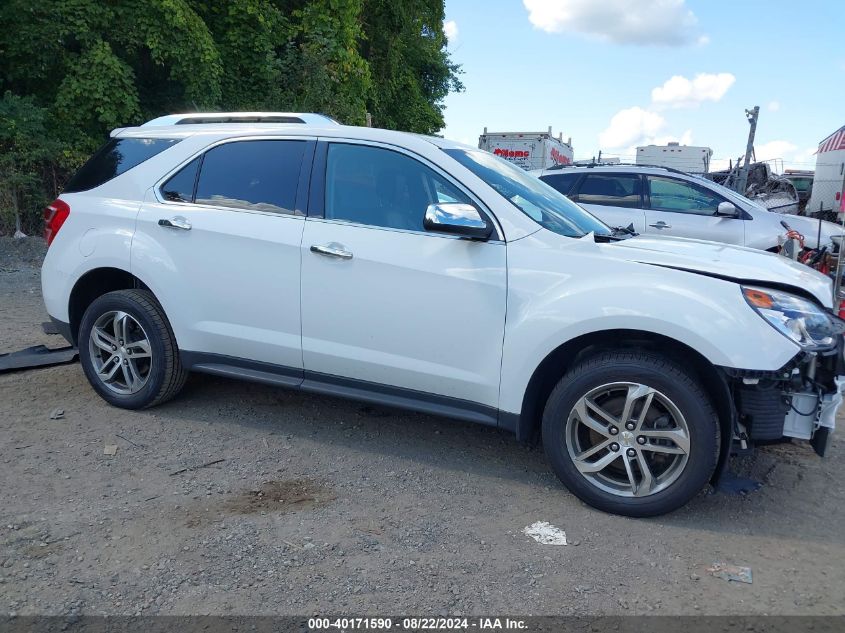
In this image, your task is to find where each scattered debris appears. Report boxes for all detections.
[14,445,33,450]
[522,521,567,545]
[103,444,118,456]
[116,433,143,448]
[168,458,225,476]
[707,562,753,584]
[49,408,65,420]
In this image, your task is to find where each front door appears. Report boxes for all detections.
[300,141,507,412]
[644,175,745,245]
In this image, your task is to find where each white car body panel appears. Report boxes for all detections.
[496,229,803,414]
[131,190,305,369]
[300,218,507,407]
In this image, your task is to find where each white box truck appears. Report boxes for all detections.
[807,125,845,217]
[636,142,713,174]
[478,127,573,171]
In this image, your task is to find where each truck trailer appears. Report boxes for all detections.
[806,125,845,217]
[636,142,712,174]
[478,127,573,171]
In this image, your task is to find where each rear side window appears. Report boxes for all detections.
[574,174,642,208]
[193,140,306,214]
[540,173,581,196]
[64,138,180,193]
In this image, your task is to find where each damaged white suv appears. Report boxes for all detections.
[41,112,845,517]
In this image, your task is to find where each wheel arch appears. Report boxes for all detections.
[511,329,733,478]
[68,267,158,346]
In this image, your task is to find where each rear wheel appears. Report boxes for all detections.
[542,351,718,517]
[78,289,187,409]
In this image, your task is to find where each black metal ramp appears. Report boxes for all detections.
[0,345,78,373]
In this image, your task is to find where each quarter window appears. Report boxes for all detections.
[325,143,471,231]
[161,157,200,203]
[647,176,725,215]
[193,140,306,213]
[575,174,642,208]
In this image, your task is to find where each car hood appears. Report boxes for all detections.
[599,234,834,308]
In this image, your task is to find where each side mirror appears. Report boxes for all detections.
[716,201,740,218]
[423,203,493,240]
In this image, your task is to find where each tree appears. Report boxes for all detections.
[0,0,463,234]
[0,93,59,235]
[361,0,462,134]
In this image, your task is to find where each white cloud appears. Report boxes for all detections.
[755,140,797,163]
[523,0,703,46]
[599,107,667,151]
[444,20,458,42]
[651,73,736,108]
[767,100,780,112]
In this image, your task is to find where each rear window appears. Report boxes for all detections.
[64,138,180,193]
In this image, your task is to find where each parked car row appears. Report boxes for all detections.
[41,113,845,517]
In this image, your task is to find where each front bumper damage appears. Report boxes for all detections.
[724,338,845,456]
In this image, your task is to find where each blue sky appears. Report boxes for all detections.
[440,0,845,170]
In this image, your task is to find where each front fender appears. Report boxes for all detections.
[498,234,800,415]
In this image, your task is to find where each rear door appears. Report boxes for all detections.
[644,175,745,245]
[569,173,647,233]
[132,138,314,373]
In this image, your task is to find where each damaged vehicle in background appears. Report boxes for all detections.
[40,114,845,517]
[532,163,844,256]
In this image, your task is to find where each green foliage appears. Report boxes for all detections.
[0,93,60,234]
[0,0,462,234]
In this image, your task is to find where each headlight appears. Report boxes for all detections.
[742,286,840,350]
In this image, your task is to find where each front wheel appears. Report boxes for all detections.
[78,289,187,409]
[542,351,718,517]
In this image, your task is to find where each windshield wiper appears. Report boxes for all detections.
[611,223,638,238]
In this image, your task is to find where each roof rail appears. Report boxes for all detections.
[140,112,340,127]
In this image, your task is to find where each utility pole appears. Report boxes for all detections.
[735,106,759,194]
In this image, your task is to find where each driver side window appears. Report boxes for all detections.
[324,143,470,231]
[647,176,725,215]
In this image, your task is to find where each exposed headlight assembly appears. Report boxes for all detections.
[742,286,843,350]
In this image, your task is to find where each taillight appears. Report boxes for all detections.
[838,299,845,321]
[43,199,70,247]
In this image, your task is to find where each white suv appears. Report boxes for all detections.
[532,164,844,251]
[41,113,845,517]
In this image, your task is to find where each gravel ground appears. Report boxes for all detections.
[1,237,844,617]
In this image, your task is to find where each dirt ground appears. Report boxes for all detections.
[1,237,844,617]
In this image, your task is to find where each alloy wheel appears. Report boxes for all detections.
[87,310,153,395]
[566,382,690,497]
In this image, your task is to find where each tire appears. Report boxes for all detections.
[542,351,718,517]
[78,289,188,409]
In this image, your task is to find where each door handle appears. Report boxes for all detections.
[310,243,353,259]
[648,221,671,229]
[158,217,192,231]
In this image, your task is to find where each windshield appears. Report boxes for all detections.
[443,148,612,238]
